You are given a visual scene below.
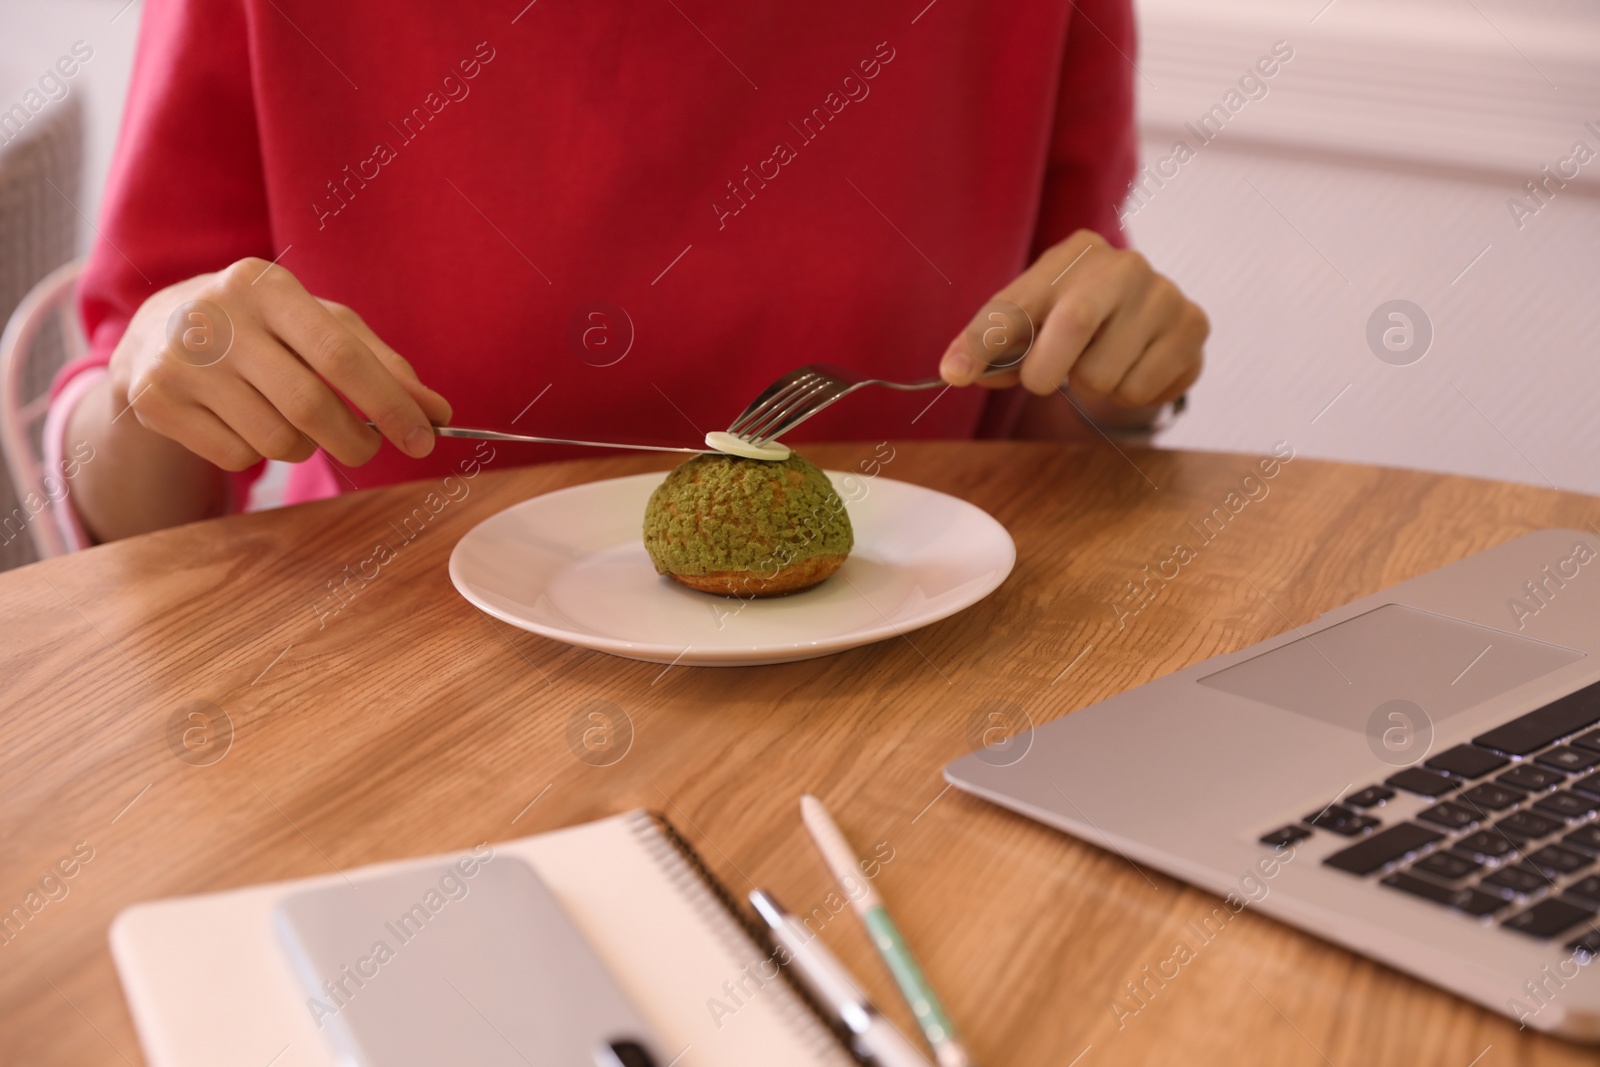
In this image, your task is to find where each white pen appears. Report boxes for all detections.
[749,890,931,1067]
[800,795,972,1067]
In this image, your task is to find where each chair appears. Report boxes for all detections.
[0,90,85,568]
[0,258,86,561]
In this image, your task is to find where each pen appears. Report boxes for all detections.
[800,794,974,1067]
[749,890,930,1067]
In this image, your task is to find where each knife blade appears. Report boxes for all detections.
[364,423,709,454]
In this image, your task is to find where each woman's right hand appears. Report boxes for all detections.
[108,258,452,471]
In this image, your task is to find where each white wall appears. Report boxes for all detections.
[1133,0,1600,494]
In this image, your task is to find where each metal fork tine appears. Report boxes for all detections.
[732,369,819,431]
[727,362,1007,447]
[728,377,816,437]
[748,380,850,446]
[742,379,835,443]
[749,408,819,447]
[725,369,817,436]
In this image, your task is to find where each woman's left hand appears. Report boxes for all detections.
[939,229,1207,419]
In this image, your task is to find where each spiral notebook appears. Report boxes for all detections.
[110,810,854,1067]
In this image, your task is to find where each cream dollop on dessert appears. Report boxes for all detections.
[643,451,852,597]
[703,431,790,461]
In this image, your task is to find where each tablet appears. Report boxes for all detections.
[272,853,662,1066]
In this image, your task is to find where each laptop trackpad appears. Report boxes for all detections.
[1198,603,1583,732]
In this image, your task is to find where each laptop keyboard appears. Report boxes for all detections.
[1259,679,1600,954]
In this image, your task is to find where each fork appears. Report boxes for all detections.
[726,363,1011,447]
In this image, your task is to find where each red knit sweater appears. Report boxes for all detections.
[62,0,1136,499]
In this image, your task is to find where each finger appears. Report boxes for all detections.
[974,369,1021,390]
[204,376,319,464]
[1105,312,1207,407]
[135,391,263,472]
[1016,259,1137,396]
[1151,355,1202,406]
[329,304,454,426]
[953,298,1040,380]
[236,343,385,467]
[940,230,1108,385]
[1065,279,1173,401]
[256,276,436,458]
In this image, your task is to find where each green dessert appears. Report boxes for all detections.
[643,451,853,597]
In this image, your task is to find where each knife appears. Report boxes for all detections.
[364,422,708,454]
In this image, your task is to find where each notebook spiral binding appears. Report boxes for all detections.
[631,810,857,1065]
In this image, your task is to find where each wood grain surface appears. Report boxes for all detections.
[3,440,1599,1067]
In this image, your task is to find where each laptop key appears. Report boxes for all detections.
[1567,928,1600,960]
[1380,872,1504,916]
[1303,805,1380,837]
[1412,851,1481,882]
[1566,876,1600,905]
[1572,730,1600,754]
[1322,822,1442,876]
[1480,866,1552,898]
[1534,791,1600,821]
[1345,785,1395,809]
[1497,810,1565,841]
[1527,845,1595,876]
[1565,826,1600,854]
[1536,747,1600,773]
[1385,768,1458,798]
[1259,825,1311,848]
[1569,773,1600,799]
[1460,783,1527,811]
[1417,802,1481,831]
[1426,745,1509,779]
[1499,764,1566,792]
[1457,830,1519,860]
[1475,682,1600,756]
[1503,898,1597,939]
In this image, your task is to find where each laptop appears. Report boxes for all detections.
[946,527,1600,1040]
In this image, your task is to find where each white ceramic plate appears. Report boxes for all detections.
[448,471,1015,666]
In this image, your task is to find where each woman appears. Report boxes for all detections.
[52,0,1205,543]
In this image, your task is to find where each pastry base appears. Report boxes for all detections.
[666,554,847,597]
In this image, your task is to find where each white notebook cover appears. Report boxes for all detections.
[109,811,852,1067]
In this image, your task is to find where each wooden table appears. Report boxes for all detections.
[4,440,1599,1066]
